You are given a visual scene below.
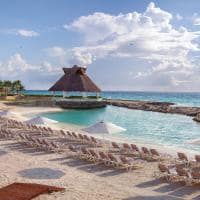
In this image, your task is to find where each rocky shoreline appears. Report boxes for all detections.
[3,97,200,122]
[105,99,200,122]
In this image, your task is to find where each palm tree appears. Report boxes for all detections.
[12,80,25,94]
[0,80,25,96]
[0,80,3,89]
[3,80,12,96]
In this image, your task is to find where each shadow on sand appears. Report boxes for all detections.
[18,167,65,180]
[135,178,200,200]
[123,195,183,200]
[62,158,126,177]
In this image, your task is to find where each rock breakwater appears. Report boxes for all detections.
[105,99,200,122]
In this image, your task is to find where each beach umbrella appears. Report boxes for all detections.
[24,116,58,125]
[82,121,126,134]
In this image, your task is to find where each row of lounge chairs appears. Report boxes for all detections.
[0,128,64,153]
[156,163,200,186]
[17,131,65,153]
[176,152,200,167]
[68,145,144,171]
[5,118,54,134]
[3,118,102,148]
[111,142,168,162]
[21,135,65,153]
[0,127,144,171]
[1,116,200,180]
[59,130,102,147]
[156,152,200,186]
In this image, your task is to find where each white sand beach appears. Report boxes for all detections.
[0,102,200,200]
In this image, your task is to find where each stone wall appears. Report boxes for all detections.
[3,97,200,122]
[55,100,107,109]
[105,99,200,122]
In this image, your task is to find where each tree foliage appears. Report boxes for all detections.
[0,80,25,95]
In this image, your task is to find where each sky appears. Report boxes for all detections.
[0,0,200,92]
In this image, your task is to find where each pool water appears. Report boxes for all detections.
[43,106,200,153]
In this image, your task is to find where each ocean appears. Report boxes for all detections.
[25,90,200,153]
[24,90,200,107]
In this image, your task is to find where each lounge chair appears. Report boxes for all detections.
[68,145,77,152]
[72,132,79,140]
[177,152,189,166]
[49,141,63,153]
[60,130,66,137]
[78,134,84,143]
[79,147,93,161]
[99,151,113,166]
[90,136,101,147]
[188,170,200,185]
[174,167,190,184]
[141,147,152,160]
[107,153,121,168]
[122,143,132,153]
[150,149,163,161]
[141,147,150,154]
[47,127,53,134]
[42,139,53,151]
[67,131,73,139]
[83,135,91,144]
[195,155,200,162]
[189,154,200,168]
[154,163,170,181]
[119,155,141,171]
[111,142,121,152]
[130,144,140,152]
[88,149,100,162]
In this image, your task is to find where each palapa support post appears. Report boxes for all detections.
[82,92,86,98]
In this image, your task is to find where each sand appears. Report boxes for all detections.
[0,102,200,200]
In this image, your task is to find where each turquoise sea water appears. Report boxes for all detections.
[43,105,200,153]
[25,90,200,107]
[25,90,200,152]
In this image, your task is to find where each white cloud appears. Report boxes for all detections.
[176,13,183,21]
[193,18,200,26]
[192,13,200,25]
[65,3,199,62]
[17,29,39,37]
[61,2,200,91]
[0,53,60,89]
[45,46,66,57]
[2,2,200,91]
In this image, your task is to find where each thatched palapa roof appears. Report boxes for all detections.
[49,65,101,92]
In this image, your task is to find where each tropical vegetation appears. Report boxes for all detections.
[0,80,25,95]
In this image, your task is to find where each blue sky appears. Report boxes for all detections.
[0,0,200,91]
